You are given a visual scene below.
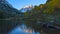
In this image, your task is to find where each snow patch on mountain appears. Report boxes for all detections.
[20,5,34,12]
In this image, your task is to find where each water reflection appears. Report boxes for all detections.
[9,24,40,34]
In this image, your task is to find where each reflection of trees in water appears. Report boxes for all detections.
[24,21,60,34]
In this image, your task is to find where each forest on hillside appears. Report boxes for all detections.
[23,0,60,34]
[24,0,60,26]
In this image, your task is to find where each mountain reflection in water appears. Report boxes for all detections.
[9,24,40,34]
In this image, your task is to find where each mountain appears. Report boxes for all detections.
[0,0,22,19]
[20,5,33,12]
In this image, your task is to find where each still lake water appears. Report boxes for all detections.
[8,24,40,34]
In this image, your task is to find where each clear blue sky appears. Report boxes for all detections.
[6,0,47,10]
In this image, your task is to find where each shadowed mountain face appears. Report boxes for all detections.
[0,0,22,19]
[0,0,15,13]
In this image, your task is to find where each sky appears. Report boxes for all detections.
[6,0,47,10]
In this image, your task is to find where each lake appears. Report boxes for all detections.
[8,24,40,34]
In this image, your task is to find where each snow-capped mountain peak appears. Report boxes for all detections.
[20,5,33,12]
[23,5,33,8]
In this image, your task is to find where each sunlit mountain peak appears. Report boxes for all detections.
[20,5,33,12]
[23,5,33,8]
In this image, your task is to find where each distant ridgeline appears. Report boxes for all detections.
[20,5,33,12]
[0,0,23,34]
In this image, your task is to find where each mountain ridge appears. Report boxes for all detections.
[20,5,33,12]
